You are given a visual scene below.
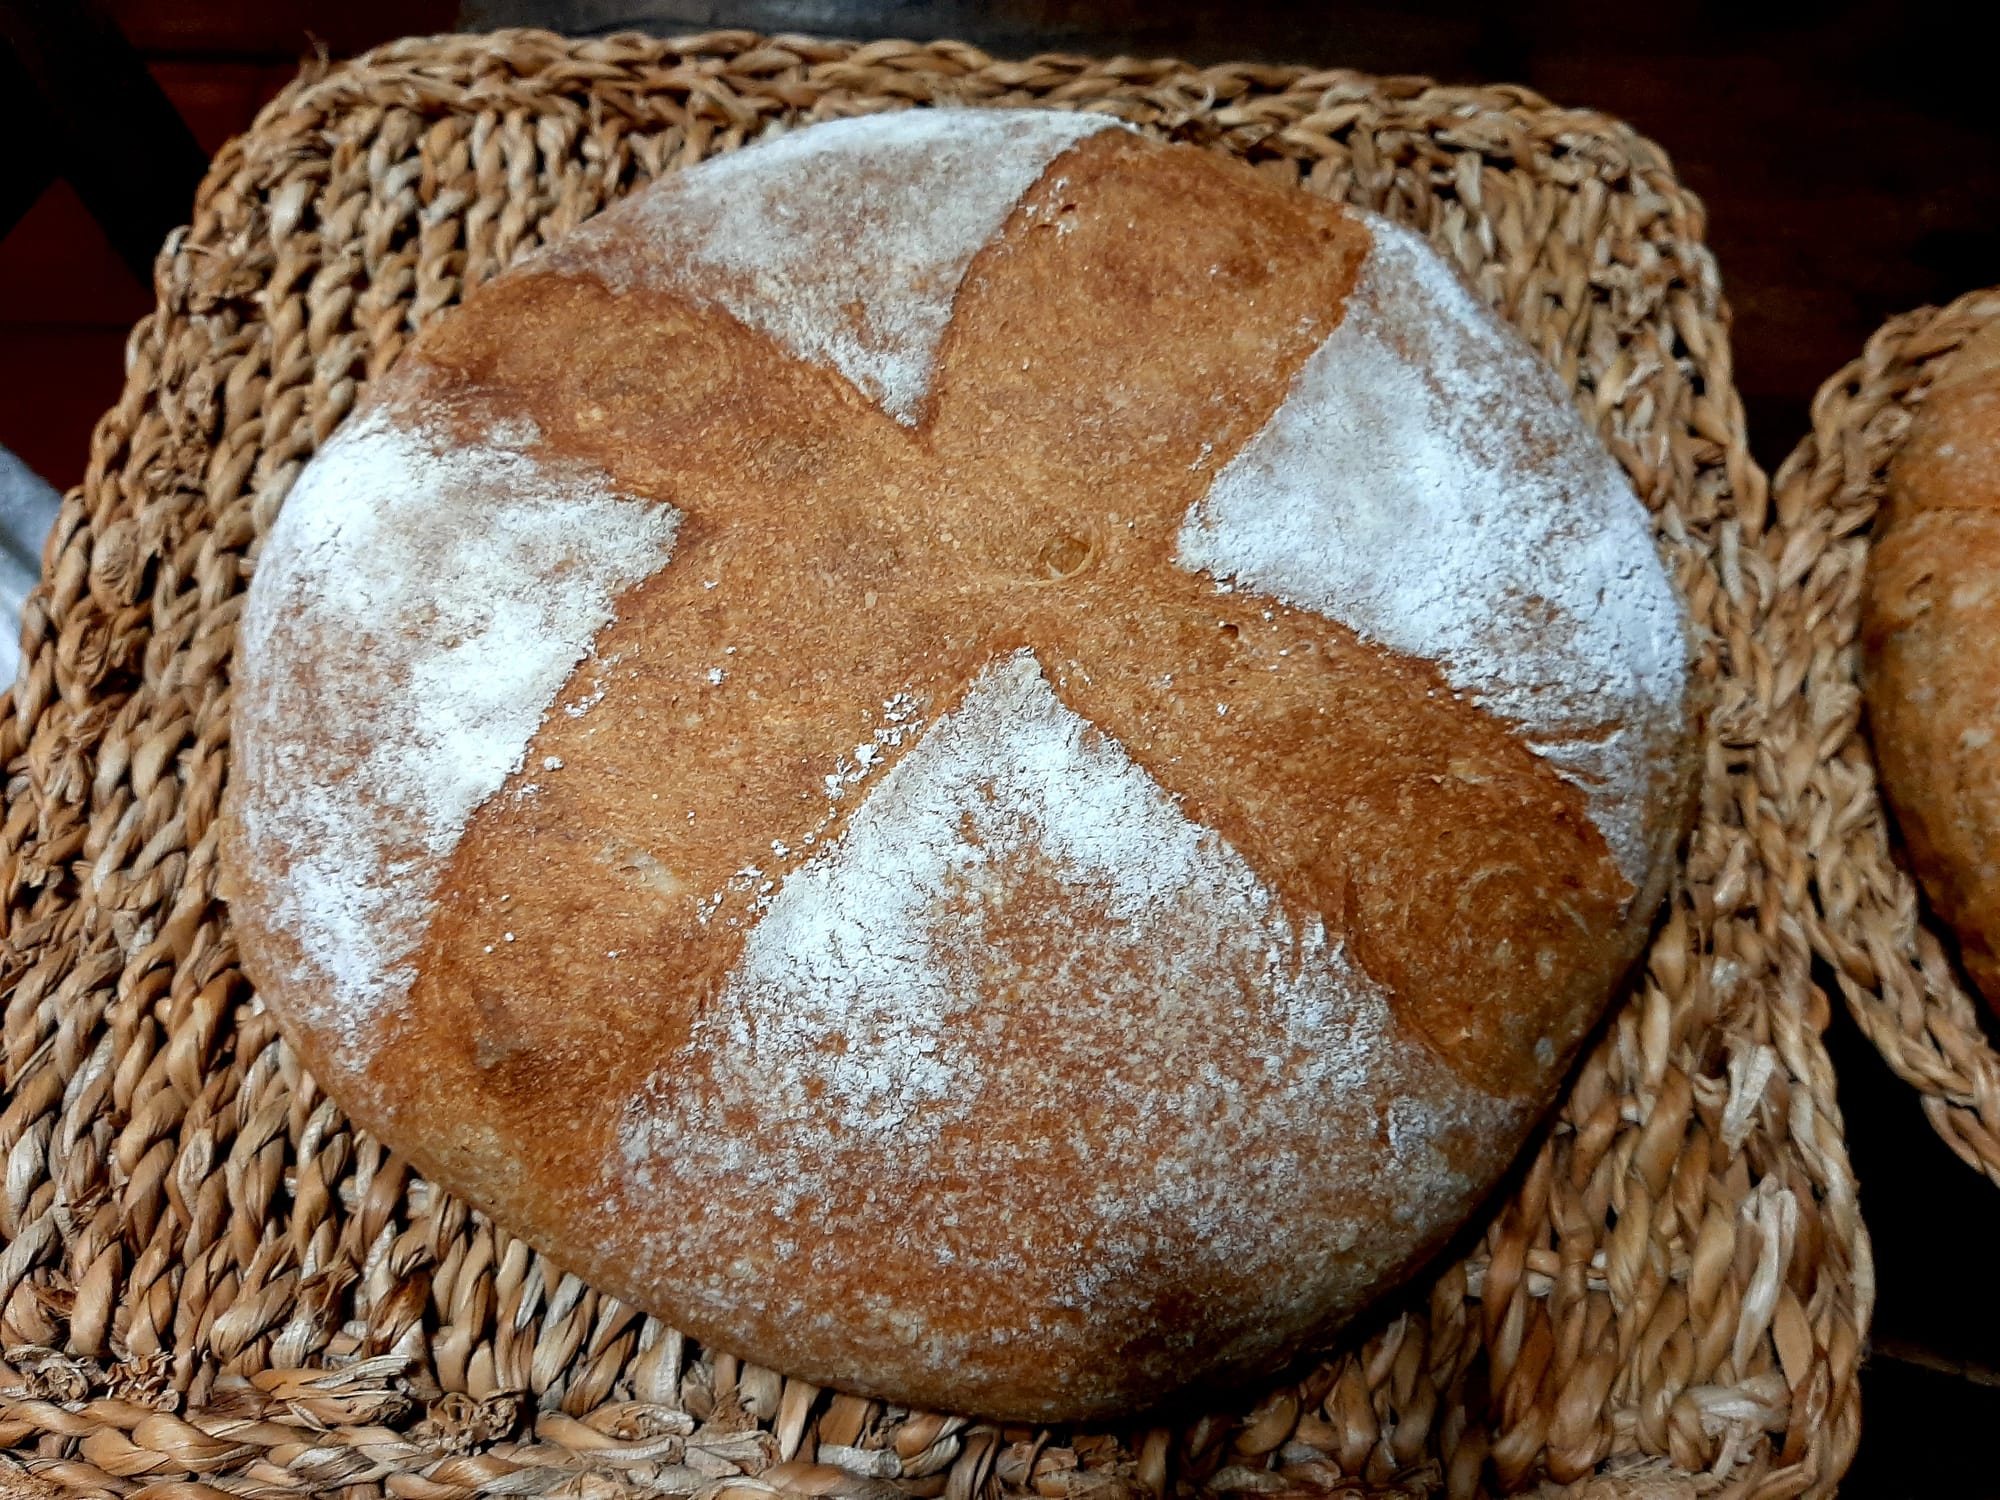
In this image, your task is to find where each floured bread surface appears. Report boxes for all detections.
[545,109,1120,425]
[226,403,683,1044]
[222,109,1696,1421]
[1177,215,1685,892]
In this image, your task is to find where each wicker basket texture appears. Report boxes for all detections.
[1782,284,2000,1185]
[0,30,1869,1500]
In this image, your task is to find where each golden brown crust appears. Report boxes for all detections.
[396,135,1627,1102]
[1865,322,2000,1002]
[222,117,1694,1420]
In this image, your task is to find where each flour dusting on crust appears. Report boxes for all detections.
[617,651,1516,1374]
[557,109,1123,424]
[223,125,1693,1417]
[1176,213,1686,889]
[231,404,682,1042]
[708,650,1392,1140]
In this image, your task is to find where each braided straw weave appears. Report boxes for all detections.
[0,30,1868,1500]
[1785,284,2000,1184]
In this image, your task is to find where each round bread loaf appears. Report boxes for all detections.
[1864,321,2000,1006]
[220,109,1696,1420]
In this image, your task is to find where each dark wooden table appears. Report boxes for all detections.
[2,2,1996,1492]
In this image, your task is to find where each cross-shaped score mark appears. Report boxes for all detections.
[373,131,1635,1147]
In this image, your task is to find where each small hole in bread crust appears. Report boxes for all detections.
[1037,532,1094,579]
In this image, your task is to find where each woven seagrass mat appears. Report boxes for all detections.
[0,28,1869,1500]
[1785,283,2000,1187]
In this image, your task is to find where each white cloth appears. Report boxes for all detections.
[1,447,61,690]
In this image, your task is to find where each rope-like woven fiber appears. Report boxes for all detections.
[0,29,1868,1500]
[1787,284,2000,1185]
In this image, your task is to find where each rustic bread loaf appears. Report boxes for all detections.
[220,109,1696,1420]
[1864,320,2000,1006]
